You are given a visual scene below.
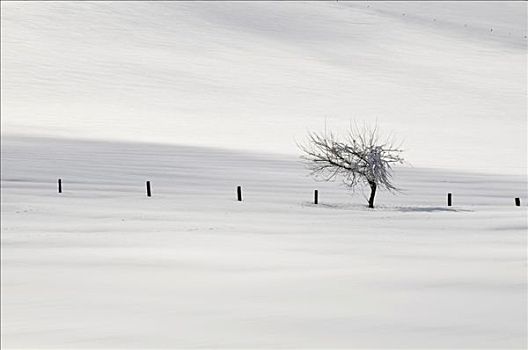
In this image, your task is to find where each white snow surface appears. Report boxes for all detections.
[1,1,527,174]
[1,136,527,348]
[1,1,527,348]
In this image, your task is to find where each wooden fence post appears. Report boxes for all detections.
[314,190,318,204]
[237,186,242,201]
[146,181,151,197]
[58,179,62,193]
[447,193,452,207]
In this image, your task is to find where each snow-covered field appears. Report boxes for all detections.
[1,136,526,348]
[1,0,527,348]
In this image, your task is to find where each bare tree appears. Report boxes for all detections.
[299,123,404,208]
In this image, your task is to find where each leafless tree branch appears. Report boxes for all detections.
[299,123,404,208]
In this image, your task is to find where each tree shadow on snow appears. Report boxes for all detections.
[395,207,472,213]
[303,202,472,213]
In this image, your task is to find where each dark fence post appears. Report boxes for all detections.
[58,179,62,193]
[146,181,151,197]
[447,193,452,207]
[237,186,242,201]
[515,198,520,206]
[314,190,318,204]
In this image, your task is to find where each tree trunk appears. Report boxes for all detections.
[368,182,377,208]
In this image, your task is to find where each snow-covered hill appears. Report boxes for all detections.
[1,2,527,347]
[1,136,527,348]
[1,1,526,174]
